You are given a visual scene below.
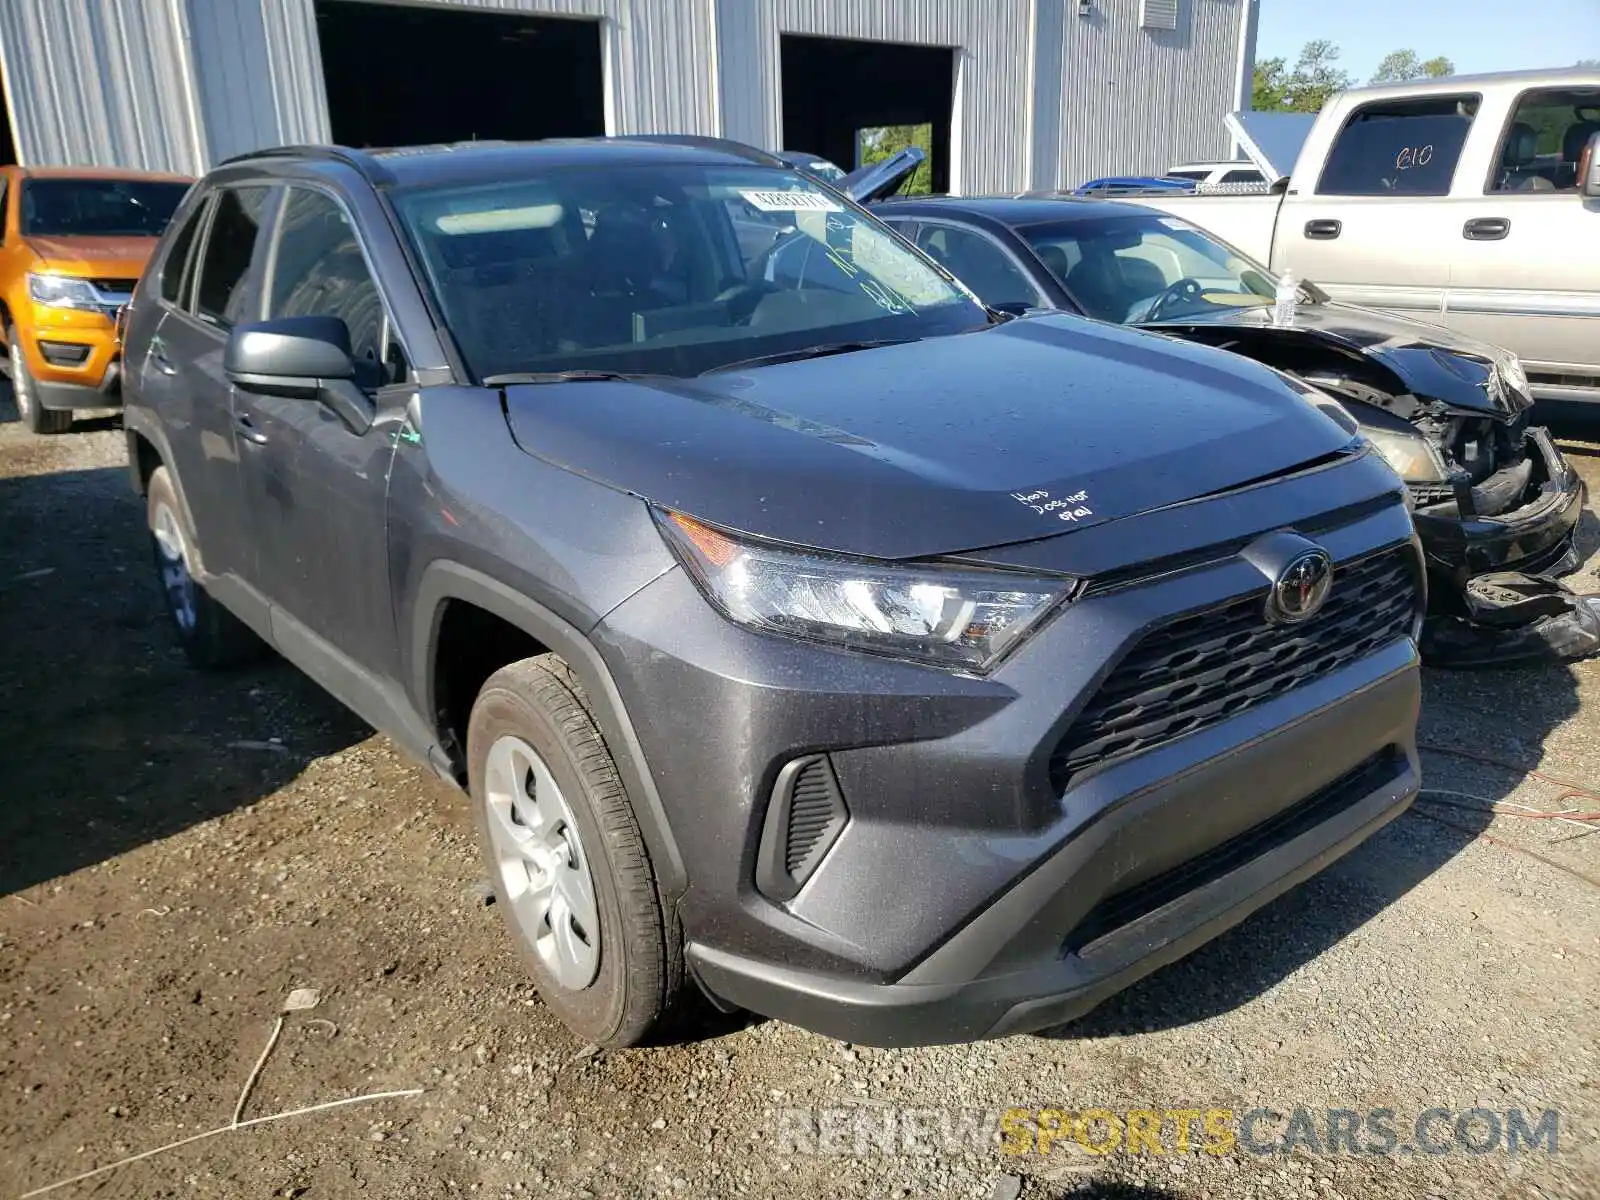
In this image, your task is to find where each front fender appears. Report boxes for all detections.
[410,559,688,897]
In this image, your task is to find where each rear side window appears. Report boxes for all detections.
[159,200,207,306]
[914,224,1038,310]
[194,186,273,326]
[267,188,391,387]
[1316,95,1479,197]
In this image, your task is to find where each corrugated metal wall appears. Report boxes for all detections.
[1052,0,1248,187]
[0,0,204,173]
[0,0,1253,190]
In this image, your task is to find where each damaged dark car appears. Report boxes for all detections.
[872,195,1586,604]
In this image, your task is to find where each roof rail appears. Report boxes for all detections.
[215,143,396,185]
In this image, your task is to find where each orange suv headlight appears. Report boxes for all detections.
[27,272,117,314]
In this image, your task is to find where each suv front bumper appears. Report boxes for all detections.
[17,309,123,411]
[687,661,1417,1045]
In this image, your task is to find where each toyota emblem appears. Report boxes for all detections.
[1269,549,1333,623]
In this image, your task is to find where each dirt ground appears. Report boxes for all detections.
[1,390,1597,1200]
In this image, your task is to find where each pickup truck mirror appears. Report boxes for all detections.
[1583,131,1600,199]
[224,316,372,435]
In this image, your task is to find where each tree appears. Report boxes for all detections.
[857,125,934,194]
[1252,40,1354,113]
[1370,49,1456,84]
[1578,59,1600,70]
[1252,56,1291,111]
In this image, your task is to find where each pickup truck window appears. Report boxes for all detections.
[1489,88,1600,193]
[1316,95,1479,197]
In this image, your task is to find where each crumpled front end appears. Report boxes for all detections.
[1148,317,1584,603]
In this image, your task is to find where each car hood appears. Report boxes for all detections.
[24,235,159,276]
[501,314,1355,560]
[1141,300,1528,420]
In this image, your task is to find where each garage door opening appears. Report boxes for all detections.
[314,1,605,149]
[780,35,955,194]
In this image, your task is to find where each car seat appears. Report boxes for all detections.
[1556,119,1600,189]
[1499,122,1556,191]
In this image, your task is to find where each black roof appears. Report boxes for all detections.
[218,138,791,189]
[872,194,1162,227]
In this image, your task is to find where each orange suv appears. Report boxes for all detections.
[1,166,192,433]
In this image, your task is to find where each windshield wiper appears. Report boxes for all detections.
[482,370,666,386]
[703,338,918,376]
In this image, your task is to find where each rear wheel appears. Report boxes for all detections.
[146,466,264,668]
[468,655,675,1046]
[7,325,72,435]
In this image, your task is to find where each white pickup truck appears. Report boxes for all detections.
[1139,68,1600,404]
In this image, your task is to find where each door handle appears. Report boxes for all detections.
[1463,217,1510,241]
[1304,219,1342,240]
[235,413,269,446]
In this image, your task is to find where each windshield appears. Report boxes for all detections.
[21,179,190,238]
[1021,213,1278,324]
[393,163,984,380]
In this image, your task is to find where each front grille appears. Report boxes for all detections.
[85,277,137,295]
[1049,544,1418,792]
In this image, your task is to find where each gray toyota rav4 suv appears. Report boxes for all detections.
[121,139,1424,1048]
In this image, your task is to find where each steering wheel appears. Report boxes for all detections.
[1145,277,1206,321]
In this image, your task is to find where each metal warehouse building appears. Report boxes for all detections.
[0,0,1257,193]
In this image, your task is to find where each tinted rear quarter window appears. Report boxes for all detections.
[194,186,273,326]
[1317,95,1479,196]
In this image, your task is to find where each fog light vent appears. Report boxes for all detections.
[38,340,92,367]
[756,755,848,902]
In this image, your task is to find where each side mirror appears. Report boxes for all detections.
[1583,131,1600,199]
[225,316,371,434]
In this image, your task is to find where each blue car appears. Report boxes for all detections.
[1072,175,1197,197]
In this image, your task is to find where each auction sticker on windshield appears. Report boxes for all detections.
[740,190,843,213]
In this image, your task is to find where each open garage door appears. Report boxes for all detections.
[780,35,954,195]
[314,1,605,148]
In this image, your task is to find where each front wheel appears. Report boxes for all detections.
[146,466,265,669]
[7,325,72,435]
[468,655,675,1046]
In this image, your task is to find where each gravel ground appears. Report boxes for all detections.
[1,393,1597,1200]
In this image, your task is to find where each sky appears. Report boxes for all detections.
[1255,0,1600,83]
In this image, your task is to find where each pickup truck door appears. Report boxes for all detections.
[1445,84,1600,398]
[230,186,407,686]
[1274,94,1481,322]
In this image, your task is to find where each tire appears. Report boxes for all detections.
[468,655,676,1046]
[146,465,265,669]
[7,325,72,435]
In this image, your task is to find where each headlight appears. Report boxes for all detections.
[1361,423,1449,483]
[27,273,108,312]
[657,511,1072,671]
[1497,354,1529,398]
